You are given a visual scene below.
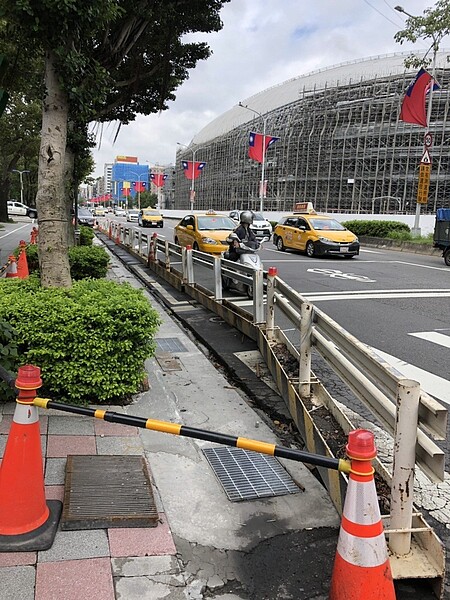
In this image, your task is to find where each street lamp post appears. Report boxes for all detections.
[177,143,206,212]
[12,169,30,204]
[395,5,441,236]
[127,171,145,210]
[238,102,267,213]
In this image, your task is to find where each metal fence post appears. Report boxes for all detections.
[266,267,277,340]
[299,302,313,399]
[164,241,171,270]
[214,256,223,300]
[389,378,420,556]
[253,269,264,323]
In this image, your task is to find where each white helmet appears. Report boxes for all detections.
[240,211,253,224]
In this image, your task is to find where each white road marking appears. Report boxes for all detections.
[370,347,450,406]
[304,291,450,301]
[409,331,450,349]
[0,224,30,239]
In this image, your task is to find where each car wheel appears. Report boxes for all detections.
[306,241,315,258]
[343,254,354,259]
[221,276,230,290]
[276,237,285,252]
[444,249,450,266]
[246,284,253,299]
[193,243,199,250]
[174,237,180,246]
[159,222,163,228]
[28,210,37,219]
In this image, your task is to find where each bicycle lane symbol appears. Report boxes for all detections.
[307,268,376,283]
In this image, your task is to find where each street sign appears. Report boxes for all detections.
[420,149,431,164]
[424,132,433,148]
[417,163,431,204]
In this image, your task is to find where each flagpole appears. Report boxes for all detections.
[239,102,267,213]
[395,5,441,236]
[177,142,206,212]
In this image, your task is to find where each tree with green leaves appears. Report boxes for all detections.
[1,0,229,287]
[395,1,450,69]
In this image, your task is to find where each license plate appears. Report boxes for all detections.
[340,246,349,253]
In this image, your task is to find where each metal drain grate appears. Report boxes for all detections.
[203,447,300,502]
[61,455,159,530]
[155,338,188,353]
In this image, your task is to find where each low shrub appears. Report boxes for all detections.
[24,244,109,279]
[342,220,410,238]
[0,320,20,401]
[0,277,161,405]
[69,246,110,279]
[79,225,94,246]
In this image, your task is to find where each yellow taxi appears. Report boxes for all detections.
[174,211,237,254]
[138,208,163,228]
[273,202,359,258]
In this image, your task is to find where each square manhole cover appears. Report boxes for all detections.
[203,447,300,502]
[61,455,159,530]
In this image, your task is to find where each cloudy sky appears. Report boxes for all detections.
[90,0,435,178]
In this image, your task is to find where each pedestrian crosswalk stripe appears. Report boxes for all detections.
[408,331,450,349]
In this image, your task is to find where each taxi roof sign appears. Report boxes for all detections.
[293,202,316,214]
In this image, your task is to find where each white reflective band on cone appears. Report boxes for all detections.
[336,529,388,568]
[13,404,39,425]
[343,480,379,525]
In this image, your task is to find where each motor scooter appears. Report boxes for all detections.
[221,235,269,298]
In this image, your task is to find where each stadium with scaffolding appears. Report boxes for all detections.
[174,51,450,214]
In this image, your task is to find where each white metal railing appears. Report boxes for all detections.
[103,220,447,558]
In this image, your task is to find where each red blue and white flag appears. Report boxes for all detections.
[248,131,279,163]
[182,161,206,180]
[400,68,440,127]
[132,181,146,193]
[150,173,168,187]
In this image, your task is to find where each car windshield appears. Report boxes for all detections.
[128,210,139,215]
[78,208,93,216]
[309,218,346,231]
[251,212,265,222]
[197,216,236,231]
[144,209,160,215]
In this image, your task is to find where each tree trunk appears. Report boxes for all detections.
[64,147,75,247]
[35,51,72,288]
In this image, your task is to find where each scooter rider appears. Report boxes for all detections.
[226,211,259,261]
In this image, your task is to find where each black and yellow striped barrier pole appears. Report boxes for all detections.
[33,398,351,474]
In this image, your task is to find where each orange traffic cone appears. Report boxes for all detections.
[329,429,395,600]
[17,240,29,279]
[6,255,18,278]
[0,365,62,551]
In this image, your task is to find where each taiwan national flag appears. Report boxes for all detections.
[150,173,168,187]
[132,181,146,193]
[248,131,279,163]
[182,161,206,180]
[121,187,130,197]
[400,68,440,127]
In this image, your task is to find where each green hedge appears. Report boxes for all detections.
[0,277,161,405]
[341,220,410,238]
[23,243,109,279]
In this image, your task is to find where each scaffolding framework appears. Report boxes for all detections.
[175,55,450,215]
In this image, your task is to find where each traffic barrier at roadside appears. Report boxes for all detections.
[30,227,38,245]
[329,429,395,600]
[0,366,62,551]
[5,255,18,278]
[32,394,352,474]
[17,240,29,279]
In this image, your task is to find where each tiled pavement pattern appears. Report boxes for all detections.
[0,404,178,600]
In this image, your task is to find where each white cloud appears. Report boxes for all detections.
[90,0,436,178]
